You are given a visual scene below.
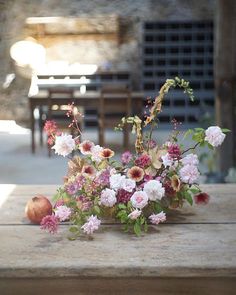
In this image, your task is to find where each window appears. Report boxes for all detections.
[142,20,214,127]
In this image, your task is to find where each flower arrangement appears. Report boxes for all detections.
[39,77,228,239]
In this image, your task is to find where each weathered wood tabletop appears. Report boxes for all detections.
[0,184,235,295]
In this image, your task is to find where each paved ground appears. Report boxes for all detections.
[0,121,172,184]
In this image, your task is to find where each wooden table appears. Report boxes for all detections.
[0,184,235,295]
[28,91,144,153]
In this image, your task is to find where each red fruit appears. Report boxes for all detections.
[25,195,52,224]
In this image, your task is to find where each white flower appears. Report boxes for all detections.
[128,209,141,220]
[121,178,136,192]
[100,188,117,207]
[149,211,166,224]
[143,180,165,201]
[81,215,101,235]
[161,153,173,168]
[130,191,148,209]
[54,205,72,221]
[179,164,200,184]
[52,133,75,157]
[110,174,126,191]
[91,145,103,162]
[205,126,226,147]
[181,153,199,166]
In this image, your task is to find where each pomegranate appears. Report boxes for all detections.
[25,195,52,224]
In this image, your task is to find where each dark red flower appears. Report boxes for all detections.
[194,192,210,205]
[117,189,133,204]
[163,181,175,196]
[168,143,181,160]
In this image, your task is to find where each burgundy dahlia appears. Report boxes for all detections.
[194,192,210,205]
[163,181,175,196]
[117,189,133,204]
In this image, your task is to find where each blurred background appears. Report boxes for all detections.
[0,0,235,184]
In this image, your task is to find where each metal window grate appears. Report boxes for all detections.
[142,21,214,128]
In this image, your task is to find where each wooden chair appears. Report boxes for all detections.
[98,84,131,149]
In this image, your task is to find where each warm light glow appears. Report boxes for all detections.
[10,40,46,69]
[0,121,30,135]
[0,184,16,208]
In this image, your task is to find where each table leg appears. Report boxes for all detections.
[39,106,43,147]
[30,101,35,154]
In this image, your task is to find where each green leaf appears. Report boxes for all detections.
[93,206,101,215]
[183,129,193,139]
[134,222,142,236]
[221,128,231,133]
[118,204,126,210]
[144,221,148,232]
[123,224,129,233]
[154,202,163,213]
[207,143,214,150]
[189,187,201,194]
[120,214,128,223]
[184,192,193,206]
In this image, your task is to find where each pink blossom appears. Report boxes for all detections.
[76,175,86,188]
[44,120,57,135]
[66,182,80,195]
[161,153,173,167]
[135,154,151,168]
[95,169,110,186]
[168,143,181,159]
[54,205,72,221]
[76,195,93,211]
[179,164,200,184]
[110,174,126,191]
[128,209,141,220]
[120,178,136,192]
[205,126,226,147]
[121,151,133,165]
[54,199,65,208]
[148,139,157,149]
[149,211,166,224]
[181,153,199,166]
[40,215,59,234]
[100,188,117,207]
[52,133,76,157]
[91,145,103,163]
[81,215,101,235]
[130,191,148,209]
[143,180,165,201]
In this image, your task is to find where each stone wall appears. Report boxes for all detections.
[0,0,215,123]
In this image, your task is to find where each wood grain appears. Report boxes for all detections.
[0,184,235,294]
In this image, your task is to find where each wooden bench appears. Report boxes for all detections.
[0,184,235,294]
